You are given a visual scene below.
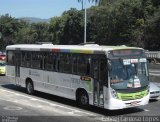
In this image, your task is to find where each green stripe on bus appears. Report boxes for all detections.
[117,89,148,101]
[70,50,93,54]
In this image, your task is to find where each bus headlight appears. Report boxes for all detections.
[111,88,118,98]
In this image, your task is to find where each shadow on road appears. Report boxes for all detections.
[149,99,159,103]
[87,106,144,116]
[1,84,144,116]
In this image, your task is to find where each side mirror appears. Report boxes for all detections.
[107,60,112,71]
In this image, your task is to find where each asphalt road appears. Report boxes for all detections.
[0,64,160,122]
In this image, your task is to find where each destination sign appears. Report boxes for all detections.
[111,49,143,57]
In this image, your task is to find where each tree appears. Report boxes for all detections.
[1,0,160,50]
[142,9,160,50]
[0,14,20,49]
[49,8,84,45]
[49,16,64,44]
[61,8,84,44]
[30,22,49,42]
[87,0,153,46]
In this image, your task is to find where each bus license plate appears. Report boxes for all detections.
[131,101,138,106]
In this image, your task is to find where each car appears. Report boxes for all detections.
[0,54,6,61]
[0,61,6,75]
[150,82,160,100]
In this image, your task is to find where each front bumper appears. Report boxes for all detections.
[105,94,149,110]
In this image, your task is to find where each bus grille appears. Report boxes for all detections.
[117,89,148,101]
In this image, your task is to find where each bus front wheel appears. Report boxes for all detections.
[77,91,89,108]
[26,81,34,95]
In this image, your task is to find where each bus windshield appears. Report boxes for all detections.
[110,58,149,89]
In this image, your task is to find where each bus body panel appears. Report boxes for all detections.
[7,65,94,105]
[105,94,149,110]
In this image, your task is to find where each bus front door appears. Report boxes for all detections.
[92,59,104,107]
[15,51,21,85]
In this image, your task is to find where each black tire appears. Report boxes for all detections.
[77,91,89,108]
[26,81,34,95]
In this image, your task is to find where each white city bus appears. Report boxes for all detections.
[6,43,150,110]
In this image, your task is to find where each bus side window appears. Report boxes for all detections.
[93,60,99,79]
[72,55,77,74]
[21,51,31,68]
[77,55,88,75]
[21,51,25,67]
[86,57,91,76]
[7,50,15,65]
[45,52,54,71]
[53,53,57,70]
[31,52,42,69]
[43,53,46,69]
[56,54,60,72]
[40,53,43,69]
[63,54,72,73]
[59,53,64,72]
[26,52,31,68]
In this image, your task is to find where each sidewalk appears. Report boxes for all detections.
[152,82,160,88]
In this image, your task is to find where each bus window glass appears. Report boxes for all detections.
[21,52,26,67]
[26,52,31,67]
[77,55,88,75]
[21,51,31,67]
[137,62,148,76]
[63,54,71,73]
[110,59,149,88]
[31,52,42,69]
[7,51,15,65]
[59,54,64,72]
[72,55,77,74]
[45,53,54,71]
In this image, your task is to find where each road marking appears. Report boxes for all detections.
[149,73,160,76]
[3,106,23,111]
[144,109,150,112]
[30,98,38,101]
[49,103,57,107]
[149,70,160,73]
[0,88,97,116]
[68,111,76,115]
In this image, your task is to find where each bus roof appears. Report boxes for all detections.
[6,44,143,54]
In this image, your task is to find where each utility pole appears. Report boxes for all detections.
[81,0,84,10]
[84,0,87,43]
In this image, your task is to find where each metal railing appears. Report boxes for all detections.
[145,51,160,64]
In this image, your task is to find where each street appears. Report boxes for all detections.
[0,64,160,122]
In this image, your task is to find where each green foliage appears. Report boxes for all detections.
[1,0,160,50]
[142,9,160,50]
[0,14,20,50]
[87,0,160,49]
[50,8,84,44]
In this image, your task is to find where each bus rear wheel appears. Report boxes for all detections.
[26,81,34,95]
[77,91,89,108]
